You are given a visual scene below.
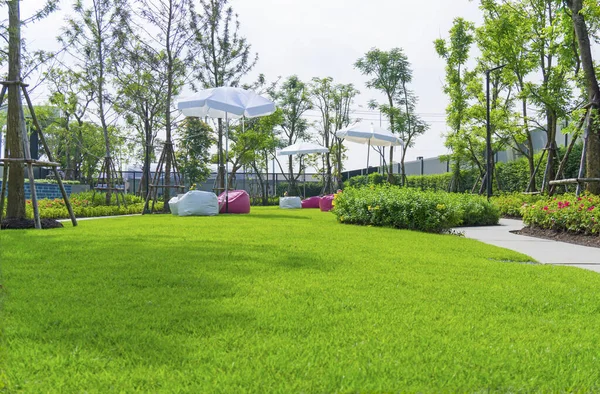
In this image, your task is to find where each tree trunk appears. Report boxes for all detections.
[5,0,26,220]
[567,0,600,194]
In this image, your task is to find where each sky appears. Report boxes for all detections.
[14,0,596,172]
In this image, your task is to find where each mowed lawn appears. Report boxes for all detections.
[1,207,600,392]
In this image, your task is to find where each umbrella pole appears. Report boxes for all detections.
[366,140,370,175]
[225,112,229,213]
[303,157,306,198]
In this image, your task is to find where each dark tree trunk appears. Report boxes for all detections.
[567,0,600,194]
[6,0,26,219]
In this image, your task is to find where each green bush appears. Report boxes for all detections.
[521,194,600,235]
[332,185,499,233]
[491,193,545,218]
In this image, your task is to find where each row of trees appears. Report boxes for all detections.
[2,0,429,221]
[435,0,600,194]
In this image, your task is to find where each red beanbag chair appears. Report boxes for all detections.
[218,190,251,214]
[319,194,335,212]
[301,196,321,208]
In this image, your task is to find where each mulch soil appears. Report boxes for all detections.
[1,218,64,230]
[512,227,600,249]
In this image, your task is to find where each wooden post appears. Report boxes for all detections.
[22,85,77,226]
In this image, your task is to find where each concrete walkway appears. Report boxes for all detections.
[459,219,600,273]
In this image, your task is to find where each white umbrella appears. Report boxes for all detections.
[177,87,276,212]
[277,142,329,197]
[335,122,403,174]
[277,142,329,156]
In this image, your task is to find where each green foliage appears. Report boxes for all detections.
[492,192,546,218]
[522,194,600,235]
[345,170,478,193]
[176,118,214,185]
[332,185,498,233]
[15,192,158,220]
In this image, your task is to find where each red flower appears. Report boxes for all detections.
[588,206,595,212]
[543,206,549,211]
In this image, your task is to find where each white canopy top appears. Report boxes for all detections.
[278,142,329,156]
[335,122,404,147]
[177,87,276,119]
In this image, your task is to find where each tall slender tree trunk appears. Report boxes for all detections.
[5,0,26,219]
[567,0,600,194]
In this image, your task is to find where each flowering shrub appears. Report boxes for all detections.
[521,194,600,235]
[491,193,545,218]
[332,185,499,233]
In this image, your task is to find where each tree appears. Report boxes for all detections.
[229,111,282,204]
[435,18,478,191]
[270,75,312,196]
[136,0,195,211]
[113,42,168,198]
[61,0,129,204]
[477,2,544,191]
[3,0,58,221]
[192,0,258,192]
[44,68,95,181]
[355,48,411,183]
[310,78,358,192]
[176,118,214,187]
[310,77,335,193]
[331,83,359,189]
[565,0,600,194]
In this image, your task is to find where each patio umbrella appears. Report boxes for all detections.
[177,87,276,212]
[335,122,404,174]
[278,142,329,197]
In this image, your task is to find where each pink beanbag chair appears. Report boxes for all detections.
[218,190,251,214]
[301,196,321,208]
[319,194,335,212]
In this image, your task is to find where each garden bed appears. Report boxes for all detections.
[513,227,600,249]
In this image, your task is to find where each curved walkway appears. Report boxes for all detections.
[459,219,600,273]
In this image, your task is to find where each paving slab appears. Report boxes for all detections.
[457,218,600,272]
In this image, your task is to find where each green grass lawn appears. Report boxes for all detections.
[1,207,600,392]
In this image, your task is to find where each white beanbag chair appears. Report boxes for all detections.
[168,196,180,216]
[177,191,219,216]
[279,196,302,209]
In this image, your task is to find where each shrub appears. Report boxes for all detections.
[332,185,498,233]
[491,193,546,218]
[521,194,600,235]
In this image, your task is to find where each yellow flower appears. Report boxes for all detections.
[368,205,372,211]
[436,204,446,210]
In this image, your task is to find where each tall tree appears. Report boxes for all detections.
[3,0,58,220]
[310,77,336,193]
[270,75,312,196]
[477,2,540,191]
[137,0,195,211]
[311,78,358,192]
[331,83,359,189]
[45,68,95,181]
[355,48,411,182]
[565,0,600,194]
[435,18,478,191]
[192,0,258,192]
[113,42,168,198]
[61,0,128,204]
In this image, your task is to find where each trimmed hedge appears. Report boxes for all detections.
[332,185,499,233]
